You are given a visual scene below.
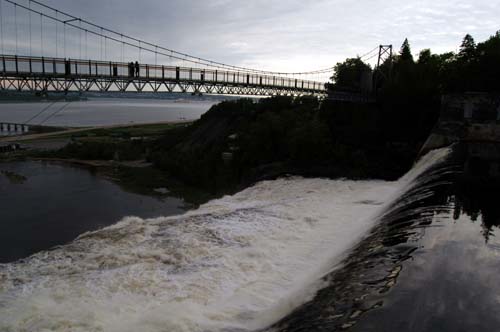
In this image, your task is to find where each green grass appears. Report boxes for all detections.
[73,122,190,138]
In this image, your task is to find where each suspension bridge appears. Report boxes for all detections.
[0,0,386,97]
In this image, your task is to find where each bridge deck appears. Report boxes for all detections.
[0,55,326,96]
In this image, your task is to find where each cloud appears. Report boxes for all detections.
[2,0,499,74]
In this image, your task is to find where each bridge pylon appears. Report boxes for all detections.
[373,44,393,93]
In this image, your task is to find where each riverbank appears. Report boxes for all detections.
[0,160,191,263]
[2,96,426,203]
[1,121,215,206]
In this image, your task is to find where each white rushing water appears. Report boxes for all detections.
[0,149,450,332]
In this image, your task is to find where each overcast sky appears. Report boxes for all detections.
[2,0,499,75]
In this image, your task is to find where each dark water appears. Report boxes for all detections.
[273,150,500,332]
[0,161,186,263]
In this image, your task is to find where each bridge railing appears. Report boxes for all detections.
[0,55,326,92]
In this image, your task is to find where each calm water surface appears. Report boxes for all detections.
[0,97,220,127]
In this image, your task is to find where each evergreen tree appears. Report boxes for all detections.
[458,34,477,61]
[400,38,414,62]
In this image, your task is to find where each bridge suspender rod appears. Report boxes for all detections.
[28,1,32,55]
[4,0,325,78]
[79,19,81,59]
[55,10,57,57]
[0,1,3,55]
[14,4,17,54]
[2,0,330,84]
[85,29,87,59]
[23,0,335,76]
[100,27,103,61]
[120,35,124,63]
[40,13,43,56]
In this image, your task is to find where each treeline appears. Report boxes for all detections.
[37,33,500,197]
[151,97,415,195]
[331,31,500,94]
[330,32,500,142]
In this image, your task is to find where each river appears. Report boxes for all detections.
[0,96,222,128]
[272,147,500,332]
[0,148,460,332]
[0,161,187,263]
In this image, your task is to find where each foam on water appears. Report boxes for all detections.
[0,148,450,332]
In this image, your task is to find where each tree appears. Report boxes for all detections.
[473,32,500,91]
[400,38,414,62]
[458,34,477,62]
[330,57,372,92]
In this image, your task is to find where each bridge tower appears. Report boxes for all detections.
[373,44,393,93]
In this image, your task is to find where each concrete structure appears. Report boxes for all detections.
[0,123,30,136]
[420,93,500,180]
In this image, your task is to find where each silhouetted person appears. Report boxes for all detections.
[128,62,133,77]
[64,59,71,76]
[135,61,140,77]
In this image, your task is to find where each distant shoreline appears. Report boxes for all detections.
[0,120,193,143]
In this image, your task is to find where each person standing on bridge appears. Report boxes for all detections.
[135,61,140,77]
[65,59,71,76]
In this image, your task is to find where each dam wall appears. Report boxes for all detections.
[420,93,500,180]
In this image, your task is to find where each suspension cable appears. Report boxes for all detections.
[23,0,335,76]
[358,46,379,60]
[23,101,57,124]
[3,0,329,78]
[3,0,342,80]
[39,102,70,125]
[363,52,379,62]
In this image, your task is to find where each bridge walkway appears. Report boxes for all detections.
[0,55,326,96]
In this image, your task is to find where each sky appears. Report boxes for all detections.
[1,0,499,78]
